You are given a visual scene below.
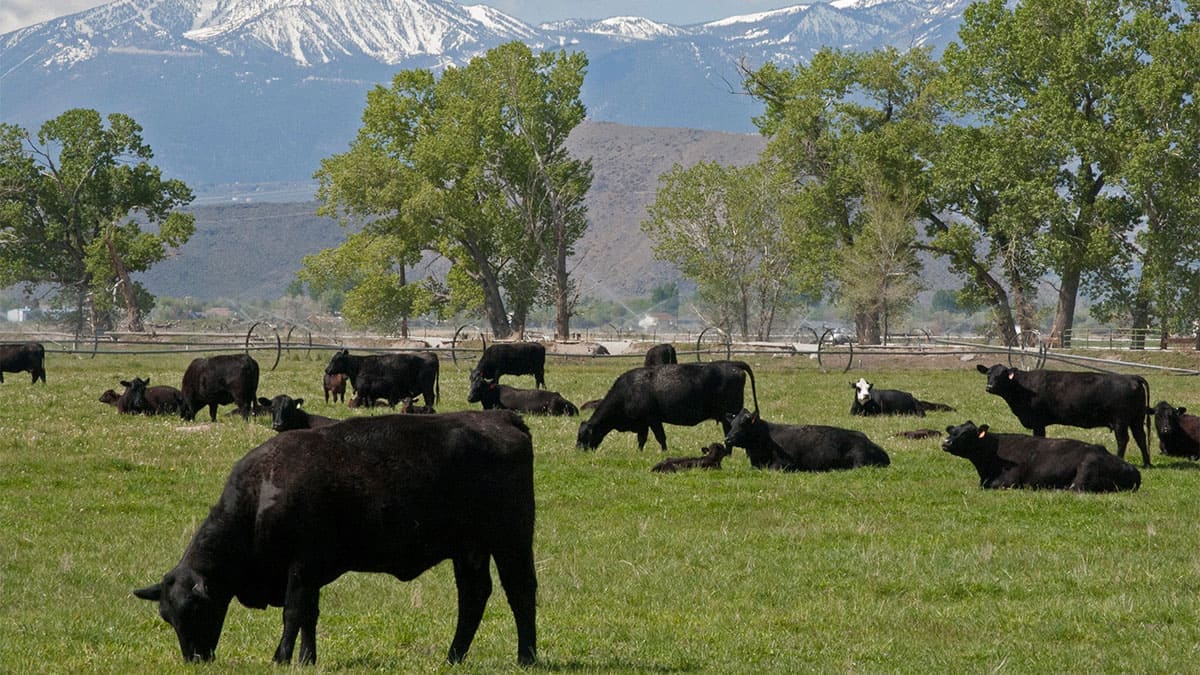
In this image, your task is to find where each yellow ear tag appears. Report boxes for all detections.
[977,430,987,438]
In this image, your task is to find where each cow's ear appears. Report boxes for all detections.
[977,424,989,437]
[849,381,856,388]
[133,583,163,601]
[258,397,271,407]
[976,364,989,374]
[294,398,304,407]
[145,377,150,385]
[1179,407,1187,415]
[120,380,131,388]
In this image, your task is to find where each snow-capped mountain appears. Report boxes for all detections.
[0,0,972,186]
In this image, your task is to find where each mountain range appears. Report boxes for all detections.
[1,0,972,188]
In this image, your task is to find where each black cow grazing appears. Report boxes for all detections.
[0,342,46,384]
[99,389,121,405]
[942,421,1141,492]
[468,377,578,416]
[976,364,1152,466]
[325,349,439,408]
[643,343,678,367]
[258,395,339,432]
[116,377,184,415]
[1149,401,1200,460]
[473,342,546,388]
[323,372,347,404]
[849,377,955,417]
[577,360,759,452]
[724,408,890,471]
[651,442,731,473]
[134,410,536,666]
[180,354,260,422]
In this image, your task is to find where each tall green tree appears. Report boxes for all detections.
[0,109,194,333]
[943,0,1148,346]
[744,46,942,344]
[642,160,825,340]
[313,42,590,339]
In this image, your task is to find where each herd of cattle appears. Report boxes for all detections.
[3,338,1198,666]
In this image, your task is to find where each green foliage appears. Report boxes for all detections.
[313,42,591,339]
[3,353,1200,671]
[0,109,194,332]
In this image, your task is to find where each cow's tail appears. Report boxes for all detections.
[730,360,760,416]
[918,400,956,413]
[1137,375,1151,445]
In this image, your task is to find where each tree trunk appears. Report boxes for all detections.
[105,235,143,332]
[553,232,572,341]
[398,264,409,339]
[856,311,881,345]
[1051,268,1081,348]
[460,238,512,339]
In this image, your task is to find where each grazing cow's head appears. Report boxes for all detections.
[1151,401,1186,437]
[119,377,151,410]
[576,419,605,450]
[942,421,990,458]
[324,349,352,376]
[134,566,231,662]
[258,394,305,432]
[850,378,874,404]
[976,364,1018,394]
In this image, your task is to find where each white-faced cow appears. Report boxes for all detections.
[0,342,46,384]
[134,410,536,666]
[576,361,759,452]
[942,421,1141,492]
[181,354,260,422]
[467,377,578,416]
[472,342,546,389]
[258,394,338,432]
[650,442,731,473]
[116,377,184,415]
[976,364,1152,466]
[1148,401,1200,460]
[724,408,890,471]
[325,349,439,408]
[643,343,678,367]
[849,377,955,417]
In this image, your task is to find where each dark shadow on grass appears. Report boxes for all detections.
[1147,458,1200,471]
[530,657,699,672]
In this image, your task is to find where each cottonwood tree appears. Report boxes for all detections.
[0,109,194,333]
[313,42,590,339]
[743,46,941,344]
[642,160,826,340]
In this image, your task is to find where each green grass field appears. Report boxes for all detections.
[1,349,1198,673]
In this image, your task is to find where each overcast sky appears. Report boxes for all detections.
[1,1,801,35]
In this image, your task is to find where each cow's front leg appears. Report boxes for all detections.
[275,565,321,665]
[636,427,649,451]
[649,422,668,452]
[448,553,492,664]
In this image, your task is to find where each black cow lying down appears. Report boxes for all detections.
[724,408,890,471]
[135,410,536,666]
[258,394,338,432]
[651,442,731,473]
[849,378,954,417]
[468,377,578,416]
[942,421,1141,492]
[1149,401,1200,460]
[116,377,184,415]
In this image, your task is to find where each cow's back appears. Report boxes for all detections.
[624,363,745,425]
[1017,370,1146,427]
[221,410,534,602]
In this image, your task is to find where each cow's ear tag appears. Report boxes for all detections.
[977,429,988,438]
[1008,372,1015,380]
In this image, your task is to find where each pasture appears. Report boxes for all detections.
[1,348,1199,672]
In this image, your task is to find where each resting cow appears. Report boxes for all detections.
[1149,401,1200,460]
[0,342,46,384]
[976,364,1151,466]
[724,408,890,471]
[473,342,547,388]
[577,360,759,452]
[258,395,338,432]
[468,377,578,416]
[942,421,1141,492]
[180,354,260,421]
[116,377,184,415]
[99,389,121,405]
[849,378,954,417]
[134,410,536,666]
[643,343,678,367]
[325,349,439,408]
[323,372,347,404]
[651,442,731,473]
